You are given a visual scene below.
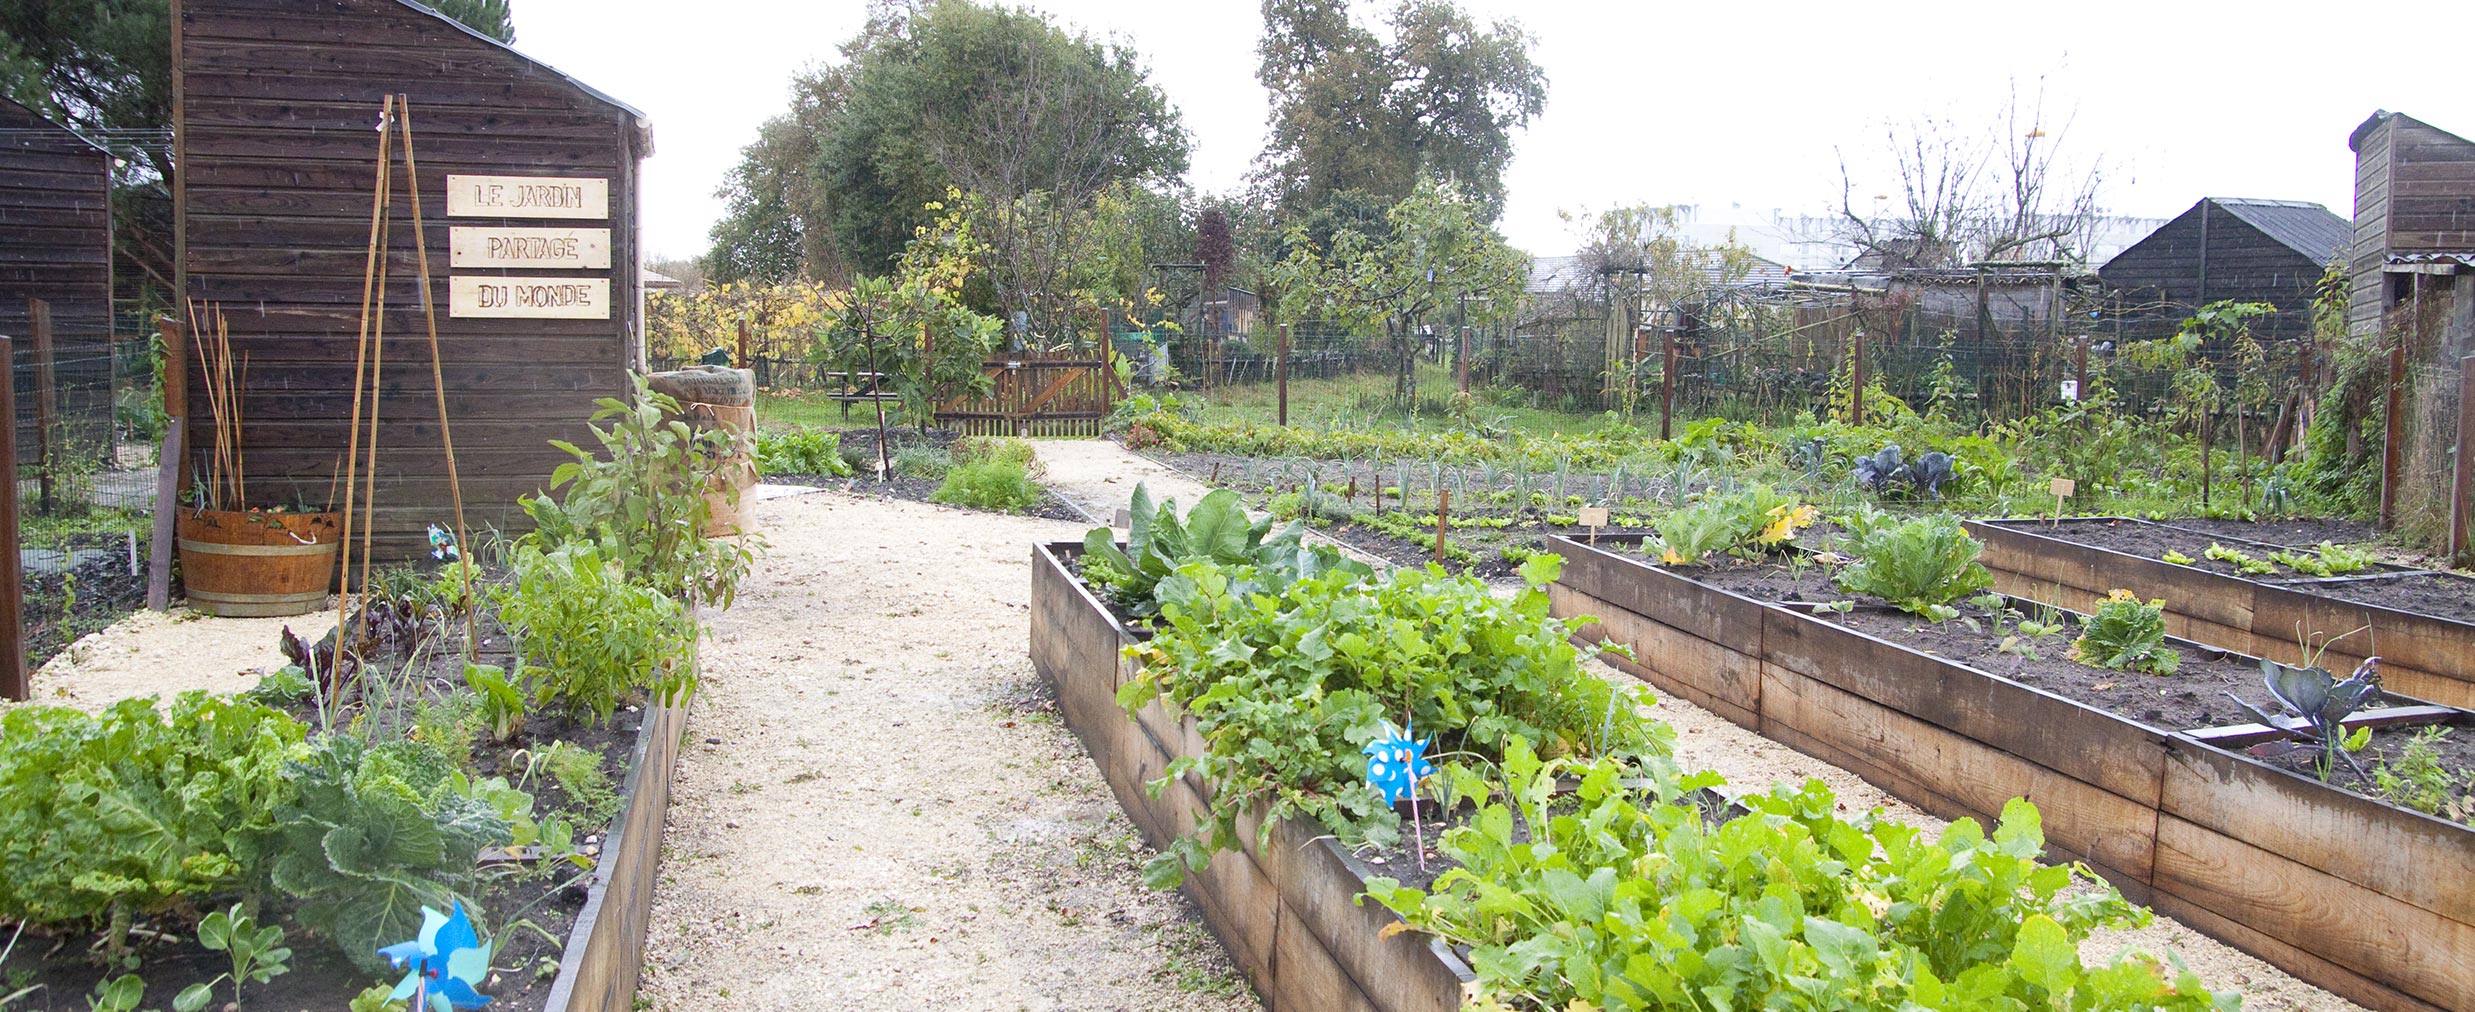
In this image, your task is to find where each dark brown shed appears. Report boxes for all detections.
[174,0,652,560]
[2097,197,2349,344]
[0,95,116,467]
[2347,111,2475,341]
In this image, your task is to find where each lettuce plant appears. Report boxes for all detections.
[1833,514,1994,619]
[2070,590,2181,675]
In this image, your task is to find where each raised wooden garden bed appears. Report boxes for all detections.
[1544,533,2475,1012]
[540,696,691,1012]
[1968,518,2475,710]
[1030,542,1476,1012]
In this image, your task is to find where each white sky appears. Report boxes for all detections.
[508,0,2473,264]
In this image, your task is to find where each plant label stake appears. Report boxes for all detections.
[2049,477,2075,525]
[1578,506,1610,544]
[1113,507,1132,529]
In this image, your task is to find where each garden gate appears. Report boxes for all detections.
[935,348,1119,437]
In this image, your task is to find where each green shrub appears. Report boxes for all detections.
[754,426,853,477]
[892,445,953,479]
[494,541,699,724]
[521,373,758,607]
[1834,514,1995,619]
[951,435,1038,471]
[0,694,303,941]
[930,458,1043,513]
[1123,554,1664,887]
[1365,746,2234,1012]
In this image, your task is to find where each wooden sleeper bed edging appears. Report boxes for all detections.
[539,694,693,1012]
[1966,518,2475,710]
[1030,542,1477,1012]
[1544,533,2475,1012]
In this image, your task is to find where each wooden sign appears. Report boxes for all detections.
[450,226,611,269]
[446,174,609,219]
[450,276,610,319]
[2050,477,2076,497]
[1578,506,1610,544]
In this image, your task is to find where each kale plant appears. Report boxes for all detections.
[2227,656,2383,783]
[1852,443,1958,499]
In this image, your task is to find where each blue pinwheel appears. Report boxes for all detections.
[427,524,460,563]
[1363,721,1434,807]
[378,902,493,1012]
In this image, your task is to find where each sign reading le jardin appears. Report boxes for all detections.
[445,174,610,219]
[450,276,610,320]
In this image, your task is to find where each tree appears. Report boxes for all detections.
[1193,208,1235,293]
[811,194,1004,431]
[1834,80,2106,270]
[1254,0,1545,222]
[1276,178,1528,400]
[707,0,1189,294]
[1556,205,1759,407]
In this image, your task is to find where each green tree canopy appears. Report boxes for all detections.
[1276,178,1528,399]
[1254,0,1545,222]
[706,0,1190,285]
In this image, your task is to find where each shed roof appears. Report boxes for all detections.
[2350,110,2475,153]
[2206,198,2350,265]
[394,0,655,156]
[0,95,110,156]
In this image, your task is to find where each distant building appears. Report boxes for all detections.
[2348,111,2475,351]
[1662,203,2170,273]
[2097,197,2349,344]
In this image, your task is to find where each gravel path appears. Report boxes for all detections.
[636,487,1257,1012]
[9,606,300,713]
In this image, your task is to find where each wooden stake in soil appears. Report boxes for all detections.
[2454,355,2475,567]
[28,298,56,513]
[392,97,478,653]
[336,95,397,669]
[1276,324,1291,427]
[146,418,182,611]
[0,336,22,701]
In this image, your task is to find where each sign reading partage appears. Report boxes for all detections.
[450,226,612,269]
[450,276,609,319]
[446,174,610,220]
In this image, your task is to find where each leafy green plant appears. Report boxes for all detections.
[951,435,1037,471]
[1833,514,1994,620]
[2070,590,2181,675]
[0,695,304,951]
[1644,486,1814,565]
[522,373,759,607]
[2372,727,2475,824]
[84,974,149,1012]
[1121,554,1665,888]
[753,426,853,477]
[463,662,527,743]
[930,458,1043,513]
[494,541,700,724]
[1078,484,1368,618]
[890,445,952,480]
[2161,549,2195,566]
[1364,743,2234,1012]
[174,904,290,1012]
[2229,657,2384,783]
[2203,543,2276,576]
[539,741,619,829]
[265,736,514,972]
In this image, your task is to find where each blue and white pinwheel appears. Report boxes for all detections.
[427,524,460,563]
[378,902,493,1011]
[1362,722,1434,806]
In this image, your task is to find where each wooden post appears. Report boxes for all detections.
[1457,326,1470,395]
[1433,489,1450,565]
[735,318,750,370]
[2380,318,2409,530]
[1850,328,1867,427]
[28,299,56,513]
[1661,324,1677,441]
[1277,324,1291,427]
[146,417,182,610]
[2453,356,2475,567]
[2074,336,2089,408]
[2201,405,2213,510]
[157,316,189,495]
[0,336,24,701]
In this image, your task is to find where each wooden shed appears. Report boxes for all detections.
[2097,197,2348,344]
[2348,111,2475,344]
[174,0,651,560]
[0,95,116,468]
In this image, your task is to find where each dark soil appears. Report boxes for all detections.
[2004,518,2475,623]
[17,529,151,672]
[2,598,640,1012]
[2157,517,2377,547]
[1671,556,2475,822]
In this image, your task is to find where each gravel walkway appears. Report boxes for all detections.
[636,487,1257,1011]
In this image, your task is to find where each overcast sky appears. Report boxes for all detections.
[509,0,2472,264]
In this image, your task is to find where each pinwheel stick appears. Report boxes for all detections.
[1406,704,1427,872]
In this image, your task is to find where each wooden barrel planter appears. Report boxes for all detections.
[1544,533,2475,1012]
[1967,518,2475,710]
[175,509,342,617]
[1031,542,1477,1012]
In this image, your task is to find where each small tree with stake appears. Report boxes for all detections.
[812,195,1004,468]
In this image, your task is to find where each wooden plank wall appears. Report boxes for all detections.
[2098,201,2325,344]
[176,0,646,560]
[0,97,115,465]
[2351,114,2475,338]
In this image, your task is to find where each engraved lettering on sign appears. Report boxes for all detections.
[445,175,610,220]
[450,276,610,319]
[450,227,611,269]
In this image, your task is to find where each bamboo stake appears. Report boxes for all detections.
[335,95,396,671]
[357,140,395,648]
[393,96,478,653]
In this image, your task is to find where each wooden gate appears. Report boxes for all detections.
[936,349,1120,437]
